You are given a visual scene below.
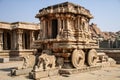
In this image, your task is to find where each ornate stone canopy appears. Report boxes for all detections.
[36,2,93,19]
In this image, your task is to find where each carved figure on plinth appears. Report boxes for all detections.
[34,52,56,71]
[22,55,36,69]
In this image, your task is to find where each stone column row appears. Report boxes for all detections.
[0,30,12,50]
[0,30,9,50]
[0,29,37,51]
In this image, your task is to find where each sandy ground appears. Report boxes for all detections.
[0,61,120,80]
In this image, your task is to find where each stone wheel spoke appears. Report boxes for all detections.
[72,49,85,68]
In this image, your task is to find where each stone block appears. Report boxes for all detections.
[0,57,9,63]
[48,69,59,76]
[9,57,23,61]
[33,70,48,79]
[32,69,59,80]
[11,68,32,76]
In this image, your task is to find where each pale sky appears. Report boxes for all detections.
[0,0,120,32]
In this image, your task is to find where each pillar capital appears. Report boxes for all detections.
[17,29,23,34]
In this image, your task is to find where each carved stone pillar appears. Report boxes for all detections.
[43,20,46,39]
[77,17,80,30]
[115,40,118,48]
[32,31,35,41]
[10,32,13,50]
[77,16,83,40]
[17,29,23,50]
[49,20,52,38]
[0,30,3,51]
[38,20,43,40]
[12,30,17,50]
[3,32,8,50]
[57,18,62,39]
[63,19,67,30]
[58,18,61,32]
[62,19,68,39]
[66,19,70,30]
[62,18,68,39]
[47,21,51,38]
[66,18,75,40]
[30,31,35,49]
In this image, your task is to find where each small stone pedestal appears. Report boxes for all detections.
[11,68,33,76]
[31,68,59,80]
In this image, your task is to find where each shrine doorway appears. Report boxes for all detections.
[52,19,58,39]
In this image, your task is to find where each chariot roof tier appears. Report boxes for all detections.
[36,2,93,19]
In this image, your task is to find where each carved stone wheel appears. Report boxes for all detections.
[72,49,85,68]
[87,49,98,66]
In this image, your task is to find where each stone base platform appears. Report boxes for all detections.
[11,68,33,76]
[0,57,9,63]
[97,49,120,64]
[9,50,35,56]
[9,57,23,61]
[59,65,102,75]
[31,68,59,80]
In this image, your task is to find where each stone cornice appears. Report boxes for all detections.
[0,22,12,30]
[0,22,40,30]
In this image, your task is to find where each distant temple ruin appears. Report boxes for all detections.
[0,22,40,56]
[90,23,120,48]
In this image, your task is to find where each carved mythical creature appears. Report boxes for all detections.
[36,53,56,70]
[22,56,29,69]
[22,55,35,69]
